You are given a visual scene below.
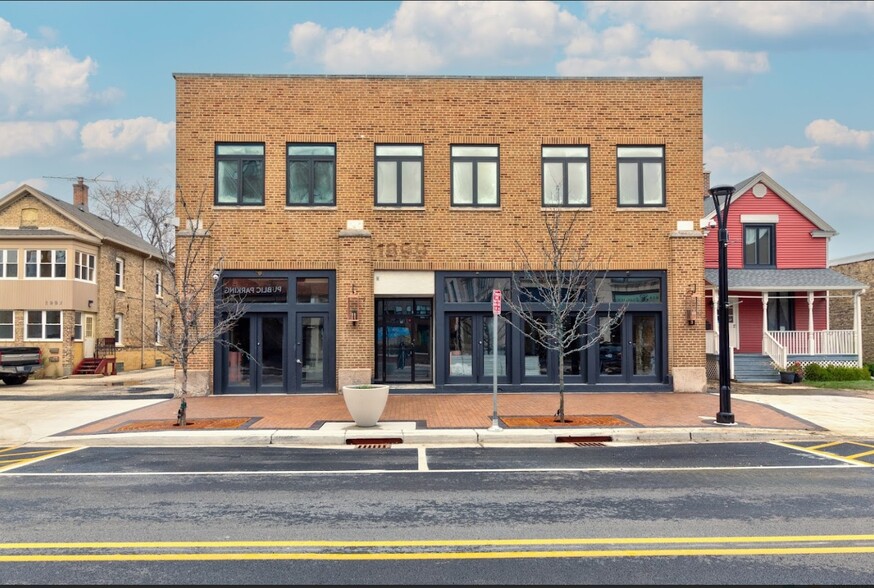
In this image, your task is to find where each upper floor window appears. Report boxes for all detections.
[0,310,13,340]
[617,146,664,207]
[0,249,18,278]
[74,251,96,282]
[542,146,590,207]
[155,270,163,297]
[744,224,775,267]
[26,310,61,340]
[115,257,125,290]
[215,143,265,205]
[375,145,423,206]
[451,145,499,207]
[287,144,336,206]
[25,249,66,278]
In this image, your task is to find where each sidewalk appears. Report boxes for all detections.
[1,367,872,447]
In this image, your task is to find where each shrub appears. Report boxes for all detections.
[803,362,871,382]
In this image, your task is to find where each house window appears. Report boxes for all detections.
[215,143,265,205]
[617,146,665,206]
[451,145,499,207]
[155,317,162,346]
[375,145,423,206]
[25,249,66,278]
[0,249,18,278]
[542,146,590,206]
[767,292,795,332]
[74,251,96,282]
[115,258,125,290]
[287,144,336,206]
[155,270,163,297]
[73,311,83,341]
[0,310,13,340]
[744,224,775,267]
[114,314,123,346]
[26,310,61,340]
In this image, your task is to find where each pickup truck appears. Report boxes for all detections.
[0,347,42,385]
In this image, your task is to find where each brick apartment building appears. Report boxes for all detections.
[0,181,172,378]
[829,252,873,364]
[173,74,706,396]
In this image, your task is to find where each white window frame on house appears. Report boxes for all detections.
[375,144,424,206]
[451,145,500,207]
[73,311,83,341]
[74,251,96,282]
[155,270,163,297]
[25,310,62,340]
[155,317,162,346]
[542,146,590,207]
[24,249,67,279]
[115,257,125,290]
[0,249,18,278]
[114,314,123,346]
[0,310,14,340]
[617,146,665,207]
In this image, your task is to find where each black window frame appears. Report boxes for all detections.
[214,142,266,206]
[541,145,591,207]
[286,143,337,207]
[450,145,500,208]
[616,145,665,207]
[743,224,776,267]
[374,144,424,206]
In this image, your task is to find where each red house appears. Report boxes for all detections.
[702,172,866,382]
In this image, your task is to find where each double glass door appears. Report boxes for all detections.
[446,313,509,383]
[597,312,660,383]
[375,299,432,383]
[223,312,327,393]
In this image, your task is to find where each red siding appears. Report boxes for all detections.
[736,292,763,353]
[704,185,827,269]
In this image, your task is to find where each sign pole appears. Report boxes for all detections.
[489,289,502,432]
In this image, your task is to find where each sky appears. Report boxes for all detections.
[1,0,872,260]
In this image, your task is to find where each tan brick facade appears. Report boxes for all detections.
[830,257,873,364]
[175,74,705,394]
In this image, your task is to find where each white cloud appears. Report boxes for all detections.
[0,120,78,157]
[705,143,823,179]
[0,177,49,196]
[80,117,175,155]
[288,1,579,73]
[0,18,105,118]
[805,119,873,149]
[587,1,874,39]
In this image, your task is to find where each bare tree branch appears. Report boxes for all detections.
[90,178,175,254]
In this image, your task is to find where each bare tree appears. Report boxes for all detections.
[152,187,248,425]
[502,208,626,422]
[91,178,175,254]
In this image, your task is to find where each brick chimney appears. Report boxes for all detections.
[703,169,711,196]
[72,177,88,210]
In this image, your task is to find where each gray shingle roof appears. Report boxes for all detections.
[0,228,72,238]
[704,268,868,291]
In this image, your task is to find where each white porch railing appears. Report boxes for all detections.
[769,330,856,355]
[763,332,786,370]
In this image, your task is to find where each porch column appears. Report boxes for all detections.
[761,292,768,350]
[854,291,863,367]
[808,291,815,354]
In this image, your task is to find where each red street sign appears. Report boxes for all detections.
[492,289,502,315]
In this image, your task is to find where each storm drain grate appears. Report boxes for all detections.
[347,438,403,448]
[572,442,606,447]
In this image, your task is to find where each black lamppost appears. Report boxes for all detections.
[709,184,736,425]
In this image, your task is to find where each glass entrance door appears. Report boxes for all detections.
[596,312,660,383]
[224,313,285,393]
[375,299,432,383]
[446,313,509,384]
[295,314,327,390]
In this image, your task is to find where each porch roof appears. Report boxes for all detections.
[704,268,868,291]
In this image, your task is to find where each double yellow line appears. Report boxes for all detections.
[2,535,873,561]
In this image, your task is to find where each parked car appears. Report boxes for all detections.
[0,347,42,385]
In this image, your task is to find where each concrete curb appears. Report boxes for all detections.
[31,426,831,448]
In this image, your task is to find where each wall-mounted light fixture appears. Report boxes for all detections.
[87,300,94,308]
[347,285,361,325]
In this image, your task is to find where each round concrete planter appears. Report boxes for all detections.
[342,384,390,427]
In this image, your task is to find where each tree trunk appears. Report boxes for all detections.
[556,355,566,422]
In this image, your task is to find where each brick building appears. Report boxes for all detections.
[829,252,873,364]
[0,181,172,378]
[173,74,707,396]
